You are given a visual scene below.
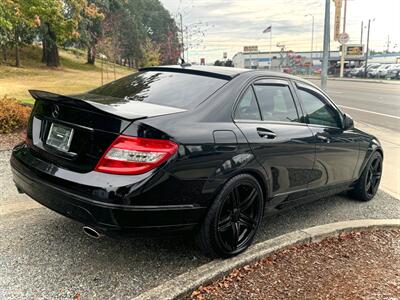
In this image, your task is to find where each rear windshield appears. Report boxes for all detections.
[88,71,228,109]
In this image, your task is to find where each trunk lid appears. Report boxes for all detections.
[27,90,185,173]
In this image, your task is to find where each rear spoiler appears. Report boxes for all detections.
[29,90,186,120]
[30,90,101,112]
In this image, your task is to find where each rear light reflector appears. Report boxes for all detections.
[95,136,178,175]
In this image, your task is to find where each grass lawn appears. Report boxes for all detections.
[0,46,133,104]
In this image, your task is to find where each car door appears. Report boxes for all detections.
[294,81,360,190]
[234,78,315,200]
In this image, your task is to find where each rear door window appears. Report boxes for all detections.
[253,84,300,122]
[88,71,228,109]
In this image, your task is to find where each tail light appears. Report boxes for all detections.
[95,136,178,175]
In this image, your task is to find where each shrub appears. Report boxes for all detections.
[0,96,32,134]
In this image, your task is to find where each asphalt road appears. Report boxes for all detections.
[308,79,400,132]
[1,150,399,300]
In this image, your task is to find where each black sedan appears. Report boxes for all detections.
[10,65,383,257]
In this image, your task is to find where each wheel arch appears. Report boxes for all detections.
[205,168,269,210]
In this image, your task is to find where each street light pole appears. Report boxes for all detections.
[305,14,314,74]
[364,19,371,78]
[360,21,363,45]
[321,0,330,90]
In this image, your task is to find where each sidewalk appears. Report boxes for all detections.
[355,121,400,199]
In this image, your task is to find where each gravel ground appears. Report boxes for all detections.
[186,229,400,300]
[0,131,25,151]
[1,149,399,300]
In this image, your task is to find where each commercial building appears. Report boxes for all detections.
[232,50,400,70]
[233,50,339,69]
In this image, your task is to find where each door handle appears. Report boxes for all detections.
[316,133,330,143]
[257,128,276,139]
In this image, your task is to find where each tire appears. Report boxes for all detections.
[196,174,264,258]
[349,151,383,201]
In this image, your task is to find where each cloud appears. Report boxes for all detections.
[161,0,400,63]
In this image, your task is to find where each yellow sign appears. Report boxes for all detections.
[243,46,258,52]
[333,0,342,41]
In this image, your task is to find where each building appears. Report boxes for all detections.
[232,50,341,69]
[232,50,400,70]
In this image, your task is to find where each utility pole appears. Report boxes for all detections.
[364,19,371,78]
[339,0,347,78]
[179,13,184,61]
[360,21,363,44]
[305,14,314,74]
[321,0,330,90]
[386,35,390,54]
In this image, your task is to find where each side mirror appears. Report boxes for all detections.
[342,113,354,130]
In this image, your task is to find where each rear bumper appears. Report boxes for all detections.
[10,144,207,234]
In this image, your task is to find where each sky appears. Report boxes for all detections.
[160,0,400,63]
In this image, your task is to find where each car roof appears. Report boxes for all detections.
[139,65,303,81]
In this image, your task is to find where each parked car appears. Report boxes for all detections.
[386,64,400,79]
[328,63,354,76]
[369,64,392,78]
[10,66,383,258]
[350,63,381,78]
[366,64,383,78]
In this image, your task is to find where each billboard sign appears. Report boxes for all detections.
[345,45,364,59]
[243,45,258,52]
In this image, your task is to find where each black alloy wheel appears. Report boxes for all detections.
[365,154,382,198]
[197,174,264,258]
[350,151,383,201]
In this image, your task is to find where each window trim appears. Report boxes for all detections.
[233,85,262,121]
[294,81,344,129]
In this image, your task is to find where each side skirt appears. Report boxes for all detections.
[265,182,354,215]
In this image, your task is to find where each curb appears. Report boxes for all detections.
[132,219,400,300]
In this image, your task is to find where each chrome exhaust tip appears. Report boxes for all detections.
[82,226,102,239]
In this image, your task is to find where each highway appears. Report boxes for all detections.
[309,79,400,132]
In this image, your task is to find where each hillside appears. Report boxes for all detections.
[0,46,133,103]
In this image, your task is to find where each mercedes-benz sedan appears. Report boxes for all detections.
[10,66,383,257]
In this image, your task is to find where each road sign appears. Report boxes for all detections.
[243,46,258,52]
[223,52,227,59]
[338,32,349,44]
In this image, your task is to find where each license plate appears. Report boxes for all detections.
[46,123,74,152]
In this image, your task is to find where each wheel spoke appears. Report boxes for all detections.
[218,216,232,232]
[231,186,240,210]
[230,222,240,250]
[372,158,380,172]
[239,188,257,211]
[238,213,255,229]
[365,179,372,193]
